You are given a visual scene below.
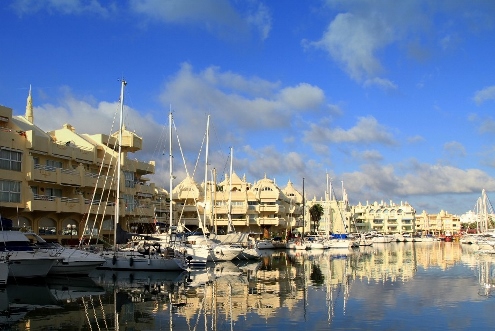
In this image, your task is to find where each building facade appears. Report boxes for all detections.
[0,91,164,245]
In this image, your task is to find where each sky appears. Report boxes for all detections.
[2,0,495,216]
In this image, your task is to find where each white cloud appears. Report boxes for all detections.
[304,116,397,145]
[364,77,398,91]
[130,0,271,40]
[341,162,495,206]
[351,149,383,162]
[473,86,495,105]
[11,0,111,16]
[443,141,466,158]
[407,135,425,144]
[159,63,330,134]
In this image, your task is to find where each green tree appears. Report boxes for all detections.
[309,204,324,233]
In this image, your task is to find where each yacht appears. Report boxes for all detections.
[0,231,62,278]
[256,239,275,249]
[22,232,105,275]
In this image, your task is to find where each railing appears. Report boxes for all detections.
[34,164,57,172]
[84,199,115,206]
[61,197,79,203]
[33,194,56,201]
[61,168,78,175]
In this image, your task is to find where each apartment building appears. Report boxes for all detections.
[168,172,306,239]
[0,91,163,244]
[415,210,461,235]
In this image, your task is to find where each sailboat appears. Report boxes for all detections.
[139,111,209,269]
[97,81,187,271]
[224,147,260,260]
[185,116,243,262]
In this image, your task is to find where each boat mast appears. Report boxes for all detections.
[302,177,305,238]
[169,110,173,236]
[203,115,210,232]
[115,79,126,248]
[227,146,234,233]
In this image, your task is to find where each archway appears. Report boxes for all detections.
[38,217,57,235]
[16,216,32,232]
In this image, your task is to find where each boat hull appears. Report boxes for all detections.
[98,251,187,271]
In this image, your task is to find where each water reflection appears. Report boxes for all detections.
[4,242,495,330]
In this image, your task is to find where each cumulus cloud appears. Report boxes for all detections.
[304,116,397,146]
[11,0,271,40]
[130,0,271,40]
[473,86,495,105]
[307,1,426,82]
[307,1,495,88]
[159,63,330,133]
[341,161,495,205]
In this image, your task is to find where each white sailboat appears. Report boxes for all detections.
[97,81,187,272]
[225,147,260,260]
[141,110,209,269]
[188,116,243,262]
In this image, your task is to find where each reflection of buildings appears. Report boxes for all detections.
[5,242,480,329]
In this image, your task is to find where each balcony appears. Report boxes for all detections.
[122,158,155,175]
[29,164,58,183]
[258,204,280,213]
[85,199,117,216]
[135,183,155,197]
[60,168,82,186]
[83,172,116,190]
[257,216,282,226]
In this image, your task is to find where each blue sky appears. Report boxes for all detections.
[2,0,495,215]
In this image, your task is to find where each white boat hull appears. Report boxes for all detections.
[98,250,187,271]
[256,240,275,250]
[327,239,353,249]
[4,252,59,278]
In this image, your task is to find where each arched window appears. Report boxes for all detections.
[62,218,78,236]
[39,217,56,235]
[16,216,32,232]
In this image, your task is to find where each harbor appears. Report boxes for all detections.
[1,241,495,330]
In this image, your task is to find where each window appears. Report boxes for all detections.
[38,217,56,235]
[0,180,21,203]
[45,187,62,198]
[46,159,62,170]
[0,149,21,171]
[124,171,135,188]
[123,194,135,211]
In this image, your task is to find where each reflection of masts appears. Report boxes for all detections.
[115,288,119,331]
[229,282,233,331]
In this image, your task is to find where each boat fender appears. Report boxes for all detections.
[130,257,134,266]
[112,255,117,265]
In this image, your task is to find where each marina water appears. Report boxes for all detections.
[2,242,495,330]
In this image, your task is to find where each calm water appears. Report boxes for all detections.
[2,242,495,330]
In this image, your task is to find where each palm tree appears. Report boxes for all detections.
[309,204,324,234]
